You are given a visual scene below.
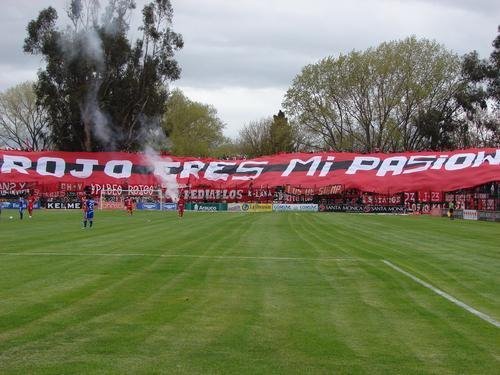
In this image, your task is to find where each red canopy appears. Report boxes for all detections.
[1,148,498,194]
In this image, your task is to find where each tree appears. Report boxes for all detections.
[23,0,183,151]
[0,82,51,150]
[462,26,499,106]
[238,118,273,157]
[269,110,295,154]
[238,110,299,157]
[164,90,226,157]
[458,26,500,147]
[283,37,466,152]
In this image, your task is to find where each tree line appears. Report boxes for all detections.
[0,0,498,155]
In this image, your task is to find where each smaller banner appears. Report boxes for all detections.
[161,203,177,211]
[136,202,158,210]
[1,201,41,209]
[186,202,228,212]
[463,209,478,221]
[45,201,81,209]
[318,204,406,214]
[0,182,36,196]
[133,202,177,211]
[272,203,318,212]
[477,211,500,222]
[227,203,273,212]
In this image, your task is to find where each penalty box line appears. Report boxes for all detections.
[382,260,499,328]
[0,252,359,262]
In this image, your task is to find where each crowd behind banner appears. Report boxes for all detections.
[1,181,499,217]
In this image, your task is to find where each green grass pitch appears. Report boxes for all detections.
[0,210,499,374]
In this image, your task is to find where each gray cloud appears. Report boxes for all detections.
[0,0,498,136]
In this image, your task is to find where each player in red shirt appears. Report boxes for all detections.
[177,194,185,218]
[27,194,36,218]
[125,196,133,215]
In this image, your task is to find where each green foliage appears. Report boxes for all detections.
[462,26,500,106]
[165,90,226,156]
[23,0,183,151]
[238,110,298,157]
[458,26,500,147]
[284,37,469,151]
[269,110,295,154]
[0,82,51,150]
[238,117,272,157]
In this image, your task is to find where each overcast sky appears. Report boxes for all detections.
[0,0,498,138]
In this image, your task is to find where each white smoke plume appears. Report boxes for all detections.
[58,2,118,150]
[142,146,179,203]
[81,79,115,150]
[138,115,179,202]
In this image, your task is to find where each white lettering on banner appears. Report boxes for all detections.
[403,156,436,174]
[377,156,407,176]
[92,183,155,196]
[1,150,499,184]
[180,161,205,179]
[36,157,66,177]
[104,160,132,178]
[319,156,335,177]
[282,156,322,177]
[0,182,27,191]
[70,159,99,178]
[346,157,380,175]
[233,161,268,180]
[431,155,449,170]
[153,161,180,180]
[1,155,32,174]
[472,150,500,167]
[445,153,476,171]
[205,162,236,181]
[186,189,243,200]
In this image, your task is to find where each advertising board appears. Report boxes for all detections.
[272,204,318,212]
[227,203,273,212]
[186,203,228,212]
[463,209,478,221]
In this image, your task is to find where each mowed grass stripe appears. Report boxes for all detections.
[309,213,500,317]
[0,211,498,374]
[383,260,500,328]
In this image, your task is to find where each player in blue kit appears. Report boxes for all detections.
[82,194,95,228]
[18,196,26,220]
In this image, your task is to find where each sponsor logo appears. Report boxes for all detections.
[1,202,40,209]
[134,202,177,211]
[193,203,217,211]
[478,211,500,222]
[319,204,406,214]
[227,203,244,212]
[227,203,273,212]
[272,204,318,212]
[46,201,82,209]
[162,203,177,211]
[463,209,478,220]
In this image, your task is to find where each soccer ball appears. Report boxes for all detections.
[9,216,13,219]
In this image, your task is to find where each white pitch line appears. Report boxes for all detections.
[0,252,357,262]
[382,260,500,328]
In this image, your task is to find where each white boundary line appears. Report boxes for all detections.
[0,252,358,262]
[382,260,499,328]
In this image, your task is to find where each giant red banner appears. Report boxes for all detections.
[0,148,499,194]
